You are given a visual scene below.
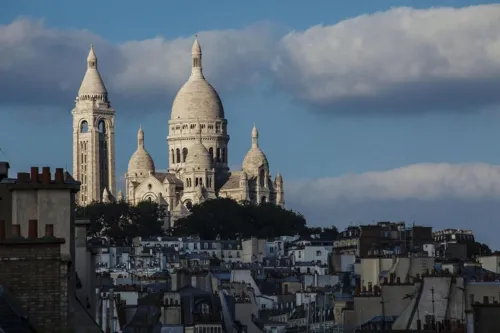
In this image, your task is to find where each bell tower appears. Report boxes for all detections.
[72,45,116,205]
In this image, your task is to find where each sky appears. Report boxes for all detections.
[2,0,500,247]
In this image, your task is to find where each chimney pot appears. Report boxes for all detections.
[55,168,64,183]
[11,224,21,238]
[30,167,39,183]
[45,224,54,237]
[17,172,30,181]
[42,167,51,184]
[0,220,5,240]
[28,219,38,239]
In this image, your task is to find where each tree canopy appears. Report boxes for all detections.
[76,200,165,242]
[171,198,308,239]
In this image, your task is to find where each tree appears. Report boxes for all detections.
[171,198,307,239]
[468,241,492,258]
[76,200,166,241]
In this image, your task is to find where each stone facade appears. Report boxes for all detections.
[0,238,69,332]
[125,39,285,221]
[72,45,116,205]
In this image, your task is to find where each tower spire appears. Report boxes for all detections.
[252,124,259,148]
[191,38,204,79]
[78,44,108,100]
[137,125,144,148]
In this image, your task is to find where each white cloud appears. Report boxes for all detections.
[288,163,500,204]
[273,5,500,112]
[286,163,500,248]
[2,5,500,113]
[0,18,275,109]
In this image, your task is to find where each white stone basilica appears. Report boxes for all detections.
[72,40,285,219]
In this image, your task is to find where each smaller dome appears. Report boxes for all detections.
[128,126,155,175]
[128,148,155,174]
[185,142,213,170]
[242,148,269,178]
[242,124,269,178]
[185,124,213,170]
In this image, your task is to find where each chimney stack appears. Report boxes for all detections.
[30,167,39,183]
[11,224,21,238]
[17,172,30,182]
[0,220,5,240]
[45,224,54,237]
[55,168,64,183]
[0,161,9,181]
[28,219,38,239]
[42,167,51,184]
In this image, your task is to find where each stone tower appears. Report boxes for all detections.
[72,45,116,205]
[167,39,230,189]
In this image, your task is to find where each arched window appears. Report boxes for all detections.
[182,148,188,162]
[259,169,265,187]
[195,178,199,186]
[216,148,221,163]
[176,149,181,163]
[171,149,174,164]
[221,148,226,163]
[80,121,89,133]
[261,196,267,203]
[185,201,193,210]
[98,120,106,133]
[209,147,214,160]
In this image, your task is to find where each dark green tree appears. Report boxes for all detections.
[76,200,166,241]
[172,198,307,239]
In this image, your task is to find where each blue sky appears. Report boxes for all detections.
[2,0,500,247]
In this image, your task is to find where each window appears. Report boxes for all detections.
[80,121,89,133]
[316,250,322,256]
[205,243,208,249]
[98,120,106,133]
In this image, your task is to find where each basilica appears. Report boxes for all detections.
[72,39,285,221]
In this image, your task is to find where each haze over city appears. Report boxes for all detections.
[2,0,500,247]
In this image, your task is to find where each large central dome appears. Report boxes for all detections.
[171,79,224,120]
[170,39,224,120]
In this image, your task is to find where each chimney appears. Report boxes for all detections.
[389,273,395,284]
[42,167,51,184]
[17,172,30,182]
[0,162,9,181]
[55,168,64,183]
[28,219,38,239]
[383,277,388,285]
[45,224,54,237]
[30,167,39,183]
[368,283,373,293]
[11,224,21,238]
[0,220,5,240]
[396,276,401,284]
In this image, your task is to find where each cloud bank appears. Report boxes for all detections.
[286,163,500,248]
[1,4,500,113]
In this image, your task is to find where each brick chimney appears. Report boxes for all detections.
[0,162,9,181]
[0,220,5,240]
[54,168,64,183]
[45,224,54,237]
[11,224,21,238]
[42,167,51,184]
[30,167,39,183]
[28,220,38,239]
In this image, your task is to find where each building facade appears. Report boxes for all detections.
[72,45,116,205]
[125,39,285,219]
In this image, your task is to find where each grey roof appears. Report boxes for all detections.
[219,172,241,191]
